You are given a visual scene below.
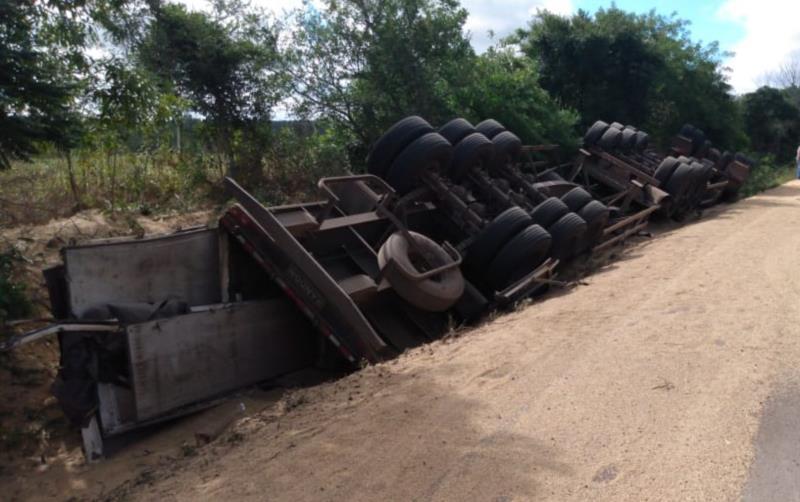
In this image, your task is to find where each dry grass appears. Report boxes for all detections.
[0,150,220,227]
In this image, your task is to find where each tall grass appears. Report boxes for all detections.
[0,128,352,227]
[0,149,219,227]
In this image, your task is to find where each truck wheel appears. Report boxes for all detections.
[655,157,680,185]
[492,131,522,168]
[465,207,532,270]
[530,197,570,228]
[367,116,433,178]
[538,170,565,182]
[598,127,623,149]
[664,162,694,211]
[734,152,755,168]
[450,132,494,181]
[560,187,594,212]
[680,123,697,139]
[475,119,506,139]
[690,129,706,155]
[486,224,552,291]
[386,132,452,194]
[691,162,713,201]
[718,151,734,170]
[583,120,609,146]
[378,231,464,312]
[579,200,610,250]
[694,139,711,158]
[548,212,588,261]
[621,128,637,150]
[634,131,649,151]
[438,118,476,145]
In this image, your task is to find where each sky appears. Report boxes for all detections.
[180,0,800,94]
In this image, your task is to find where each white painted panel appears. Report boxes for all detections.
[126,300,313,421]
[64,229,220,316]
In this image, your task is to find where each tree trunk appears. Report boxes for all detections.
[65,149,83,211]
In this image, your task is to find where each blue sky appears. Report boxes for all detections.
[574,0,744,51]
[461,0,800,93]
[181,0,800,94]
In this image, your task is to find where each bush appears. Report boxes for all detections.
[0,250,31,324]
[739,155,796,198]
[255,124,352,205]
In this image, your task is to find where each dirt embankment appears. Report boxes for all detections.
[5,182,800,501]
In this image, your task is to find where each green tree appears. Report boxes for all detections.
[286,0,474,149]
[0,1,86,168]
[287,0,577,166]
[515,7,744,148]
[138,1,285,181]
[456,46,579,149]
[742,86,800,160]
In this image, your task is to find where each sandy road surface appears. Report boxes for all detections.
[9,183,800,501]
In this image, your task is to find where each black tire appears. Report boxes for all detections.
[623,125,638,132]
[438,118,476,145]
[634,131,649,151]
[718,151,734,170]
[492,131,522,168]
[579,200,610,250]
[367,116,434,178]
[685,162,704,203]
[690,161,713,202]
[475,119,506,139]
[560,186,594,212]
[486,224,552,291]
[449,132,494,181]
[680,123,697,139]
[715,150,733,172]
[530,197,571,228]
[583,120,609,146]
[609,122,625,130]
[655,157,680,185]
[465,207,532,270]
[735,152,755,168]
[386,132,452,194]
[689,129,706,154]
[694,139,711,158]
[598,127,623,149]
[621,128,637,150]
[548,212,588,261]
[664,162,694,208]
[537,169,565,182]
[378,231,464,312]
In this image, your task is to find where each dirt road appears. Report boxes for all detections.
[9,182,800,501]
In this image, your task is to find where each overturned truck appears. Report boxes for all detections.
[3,115,751,459]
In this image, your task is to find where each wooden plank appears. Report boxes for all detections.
[126,300,314,422]
[64,229,221,316]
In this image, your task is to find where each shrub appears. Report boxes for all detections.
[0,250,31,325]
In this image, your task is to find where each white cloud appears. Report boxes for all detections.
[717,0,800,93]
[178,0,573,53]
[462,0,574,52]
